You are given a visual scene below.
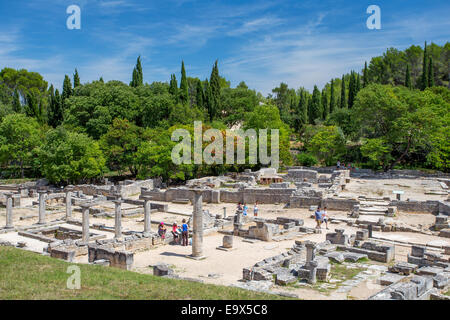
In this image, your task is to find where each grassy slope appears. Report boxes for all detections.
[0,247,287,300]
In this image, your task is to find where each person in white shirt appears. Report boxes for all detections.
[322,207,329,230]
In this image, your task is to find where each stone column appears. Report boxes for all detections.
[141,196,152,233]
[368,224,373,238]
[65,186,74,220]
[37,190,47,224]
[192,190,204,258]
[223,207,227,219]
[80,203,92,243]
[113,199,123,239]
[305,241,316,263]
[5,193,13,229]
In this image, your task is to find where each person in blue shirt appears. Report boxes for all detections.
[243,203,248,216]
[181,219,189,246]
[253,201,259,217]
[315,206,322,229]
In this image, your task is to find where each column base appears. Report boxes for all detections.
[186,254,207,260]
[216,246,236,252]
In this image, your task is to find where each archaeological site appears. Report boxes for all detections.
[1,167,449,300]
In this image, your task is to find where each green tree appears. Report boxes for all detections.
[73,69,81,88]
[405,64,412,89]
[39,127,106,184]
[130,56,143,88]
[329,80,335,114]
[363,61,369,88]
[309,85,321,123]
[340,75,346,109]
[169,74,178,102]
[209,60,221,121]
[421,42,428,90]
[321,88,328,119]
[0,114,42,178]
[62,75,73,109]
[428,56,435,87]
[179,61,189,104]
[306,125,346,166]
[12,89,21,113]
[195,79,204,109]
[99,118,146,176]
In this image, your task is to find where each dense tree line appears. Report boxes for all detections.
[0,42,448,183]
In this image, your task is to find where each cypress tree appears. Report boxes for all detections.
[363,61,368,88]
[62,75,72,110]
[405,64,412,89]
[130,56,143,87]
[356,73,361,93]
[340,75,346,109]
[348,72,355,109]
[209,60,221,121]
[196,79,204,108]
[73,69,81,88]
[297,91,308,130]
[12,89,21,113]
[309,85,321,124]
[329,79,335,114]
[169,74,178,102]
[99,77,104,83]
[321,88,328,120]
[421,42,428,90]
[204,79,213,121]
[48,86,63,127]
[428,57,434,87]
[179,61,189,104]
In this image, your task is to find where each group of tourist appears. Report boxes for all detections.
[314,206,329,230]
[337,161,355,171]
[237,201,259,216]
[158,219,190,246]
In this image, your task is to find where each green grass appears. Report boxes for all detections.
[444,291,450,296]
[0,178,34,185]
[0,247,289,300]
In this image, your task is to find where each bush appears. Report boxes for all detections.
[296,153,318,166]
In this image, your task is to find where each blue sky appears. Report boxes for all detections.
[1,0,449,94]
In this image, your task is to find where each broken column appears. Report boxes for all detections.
[4,192,14,229]
[305,241,318,284]
[192,190,204,258]
[141,196,152,233]
[64,186,74,220]
[305,241,317,263]
[113,199,123,239]
[37,190,47,224]
[223,207,227,219]
[80,203,92,243]
[223,235,233,249]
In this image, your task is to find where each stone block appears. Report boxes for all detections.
[411,275,433,296]
[275,273,297,286]
[391,283,418,300]
[417,266,444,277]
[356,230,369,241]
[379,273,405,286]
[325,252,345,264]
[343,252,368,262]
[153,263,173,277]
[433,273,449,289]
[388,262,418,275]
[411,245,426,258]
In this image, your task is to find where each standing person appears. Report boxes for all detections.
[322,207,329,230]
[237,202,242,212]
[243,203,248,216]
[181,219,189,246]
[253,201,259,217]
[315,206,322,229]
[158,222,167,240]
[171,222,180,244]
[337,160,341,170]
